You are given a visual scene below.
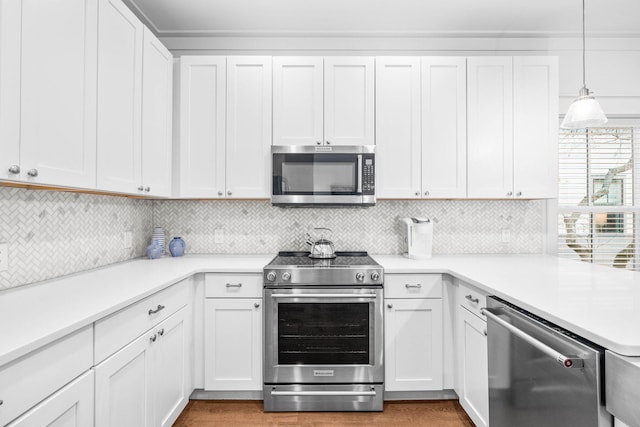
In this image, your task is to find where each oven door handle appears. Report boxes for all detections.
[270,293,378,299]
[270,390,377,397]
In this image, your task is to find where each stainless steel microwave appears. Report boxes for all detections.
[271,145,375,207]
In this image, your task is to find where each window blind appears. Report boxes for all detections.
[557,127,639,271]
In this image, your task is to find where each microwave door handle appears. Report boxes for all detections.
[357,155,362,194]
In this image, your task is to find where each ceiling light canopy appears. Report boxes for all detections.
[561,0,607,129]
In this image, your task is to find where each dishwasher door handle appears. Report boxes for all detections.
[482,308,584,369]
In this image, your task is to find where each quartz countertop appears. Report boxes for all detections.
[1,253,639,368]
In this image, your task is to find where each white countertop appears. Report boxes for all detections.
[1,253,639,367]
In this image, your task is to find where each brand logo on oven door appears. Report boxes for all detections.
[315,146,332,152]
[313,370,335,377]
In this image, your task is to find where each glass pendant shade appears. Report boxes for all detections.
[561,87,608,129]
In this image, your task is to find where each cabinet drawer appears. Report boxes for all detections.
[0,326,93,427]
[95,281,189,363]
[205,274,262,298]
[384,274,442,299]
[457,281,488,319]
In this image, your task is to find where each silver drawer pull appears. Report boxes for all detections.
[405,284,422,289]
[482,308,584,369]
[226,283,242,288]
[148,304,165,315]
[149,334,157,343]
[271,389,376,397]
[465,294,479,304]
[0,399,3,406]
[158,328,165,337]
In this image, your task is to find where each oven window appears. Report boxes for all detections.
[277,303,370,365]
[273,154,359,195]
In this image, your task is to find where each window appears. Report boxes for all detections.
[557,127,639,270]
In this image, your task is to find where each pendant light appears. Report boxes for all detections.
[561,0,608,129]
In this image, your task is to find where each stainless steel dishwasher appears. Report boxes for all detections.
[483,296,612,427]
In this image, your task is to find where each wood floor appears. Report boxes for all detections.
[173,400,475,426]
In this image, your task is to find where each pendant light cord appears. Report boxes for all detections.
[582,0,586,89]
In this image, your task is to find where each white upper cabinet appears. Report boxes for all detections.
[0,0,22,182]
[176,56,226,198]
[141,28,173,197]
[513,56,559,199]
[272,56,374,146]
[468,56,558,199]
[422,57,467,198]
[272,57,324,146]
[467,57,514,199]
[376,57,466,199]
[375,57,422,198]
[324,57,375,146]
[96,0,144,194]
[0,0,98,188]
[226,56,272,198]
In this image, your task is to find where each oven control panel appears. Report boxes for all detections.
[263,269,384,286]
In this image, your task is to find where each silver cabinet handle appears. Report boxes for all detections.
[465,294,479,304]
[271,389,375,397]
[148,304,165,315]
[516,191,522,197]
[138,185,144,191]
[424,190,430,196]
[316,141,322,145]
[506,191,513,197]
[325,141,331,145]
[27,168,38,177]
[144,187,150,192]
[254,303,260,308]
[149,334,157,343]
[387,303,393,309]
[8,165,20,174]
[157,328,165,337]
[405,284,422,289]
[415,191,420,196]
[227,190,232,196]
[226,283,242,288]
[0,399,3,406]
[271,293,377,299]
[482,308,584,369]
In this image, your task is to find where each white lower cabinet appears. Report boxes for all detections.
[203,273,263,391]
[95,307,189,427]
[456,281,489,427]
[8,370,94,427]
[204,298,262,391]
[384,274,444,392]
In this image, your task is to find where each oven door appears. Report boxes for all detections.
[264,287,383,384]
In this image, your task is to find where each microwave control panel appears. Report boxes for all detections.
[362,154,375,195]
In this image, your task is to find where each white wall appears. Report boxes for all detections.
[161,36,640,116]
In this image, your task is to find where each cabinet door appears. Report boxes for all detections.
[0,0,21,181]
[141,28,173,197]
[457,307,489,427]
[178,56,226,198]
[152,309,189,427]
[375,57,422,198]
[324,57,375,145]
[513,56,559,199]
[8,371,94,427]
[273,56,323,145]
[97,0,144,194]
[95,331,152,427]
[226,56,272,198]
[204,298,262,391]
[467,57,513,198]
[385,298,443,391]
[19,0,98,188]
[422,57,467,198]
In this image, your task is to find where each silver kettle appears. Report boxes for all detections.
[306,228,336,259]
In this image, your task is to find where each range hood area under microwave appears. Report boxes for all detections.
[271,145,376,207]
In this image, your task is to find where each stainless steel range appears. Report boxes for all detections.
[263,251,384,412]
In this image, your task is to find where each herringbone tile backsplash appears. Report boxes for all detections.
[0,187,152,290]
[154,199,545,256]
[0,187,545,291]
